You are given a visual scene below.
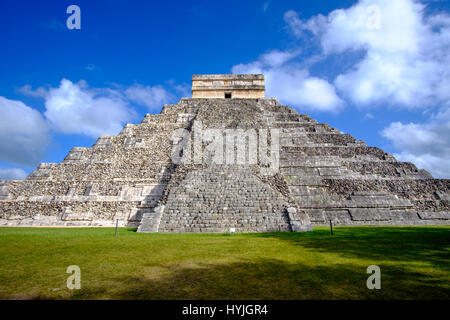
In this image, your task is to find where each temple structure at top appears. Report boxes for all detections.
[191,74,265,99]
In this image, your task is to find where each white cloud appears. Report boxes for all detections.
[0,97,50,167]
[279,1,450,176]
[125,84,175,111]
[0,168,27,180]
[44,79,136,137]
[17,85,47,98]
[286,0,450,108]
[381,106,450,178]
[85,64,96,71]
[284,10,327,37]
[364,112,374,119]
[19,79,189,139]
[173,83,191,98]
[260,49,301,67]
[301,78,343,110]
[232,50,343,112]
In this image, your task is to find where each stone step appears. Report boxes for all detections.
[281,158,342,168]
[272,114,309,122]
[137,205,165,232]
[284,176,324,186]
[305,208,425,225]
[288,186,326,196]
[281,146,388,160]
[272,123,334,132]
[141,113,179,124]
[293,197,413,209]
[417,211,450,220]
[0,180,12,200]
[321,178,449,200]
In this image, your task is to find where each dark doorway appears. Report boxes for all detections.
[225,92,232,99]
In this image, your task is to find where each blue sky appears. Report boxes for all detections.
[0,0,449,179]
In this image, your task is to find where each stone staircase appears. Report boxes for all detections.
[139,165,291,233]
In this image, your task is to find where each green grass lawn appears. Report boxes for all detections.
[0,226,449,300]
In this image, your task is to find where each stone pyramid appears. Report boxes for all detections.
[0,74,449,232]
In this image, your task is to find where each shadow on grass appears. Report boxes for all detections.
[66,258,448,300]
[254,227,450,271]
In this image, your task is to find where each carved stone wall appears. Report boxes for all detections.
[191,74,265,98]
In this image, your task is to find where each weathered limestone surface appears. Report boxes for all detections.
[157,165,291,233]
[0,97,449,231]
[192,74,265,98]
